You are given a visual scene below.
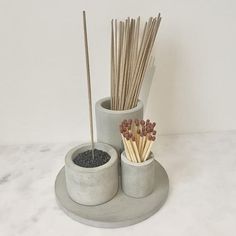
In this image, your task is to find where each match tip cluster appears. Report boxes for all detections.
[120,119,157,163]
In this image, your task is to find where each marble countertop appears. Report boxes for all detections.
[0,131,235,236]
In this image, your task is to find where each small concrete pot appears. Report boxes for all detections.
[121,151,155,198]
[95,97,143,152]
[65,143,119,206]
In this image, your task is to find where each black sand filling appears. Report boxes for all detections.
[73,149,111,168]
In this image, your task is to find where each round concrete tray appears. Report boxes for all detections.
[55,160,169,228]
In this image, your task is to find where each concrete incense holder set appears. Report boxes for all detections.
[54,12,169,228]
[55,97,169,227]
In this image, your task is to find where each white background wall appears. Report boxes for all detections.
[0,0,236,144]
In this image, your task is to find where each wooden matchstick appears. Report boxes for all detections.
[138,132,143,155]
[142,135,152,161]
[120,131,131,161]
[131,136,141,163]
[125,135,137,162]
[140,131,147,160]
[136,128,141,149]
[144,136,156,161]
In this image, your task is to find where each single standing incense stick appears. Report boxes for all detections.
[83,11,94,159]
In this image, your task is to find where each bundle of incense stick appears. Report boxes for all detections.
[120,119,157,162]
[111,15,161,110]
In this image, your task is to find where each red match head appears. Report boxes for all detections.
[140,120,145,126]
[124,133,129,140]
[135,119,139,126]
[146,126,153,133]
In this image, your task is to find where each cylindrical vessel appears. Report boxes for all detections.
[65,142,119,206]
[95,97,143,152]
[121,151,155,198]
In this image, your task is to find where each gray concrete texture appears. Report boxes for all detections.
[121,151,155,198]
[95,97,144,152]
[55,160,169,228]
[65,143,119,206]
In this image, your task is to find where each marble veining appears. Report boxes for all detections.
[0,173,11,185]
[0,132,236,236]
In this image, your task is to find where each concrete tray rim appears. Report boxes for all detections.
[55,160,169,228]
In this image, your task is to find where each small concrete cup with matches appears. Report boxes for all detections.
[120,119,157,198]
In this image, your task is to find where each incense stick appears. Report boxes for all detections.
[110,15,161,110]
[83,11,94,159]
